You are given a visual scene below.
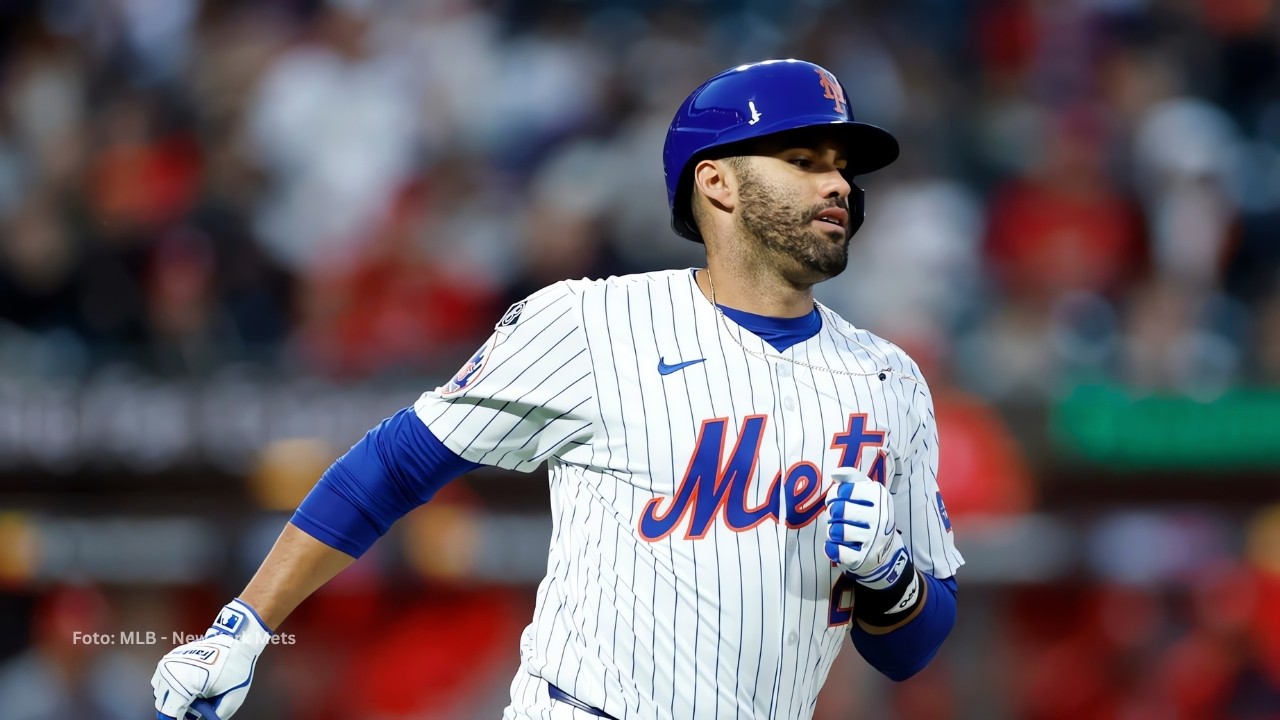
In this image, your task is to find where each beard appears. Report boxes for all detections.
[735,163,851,282]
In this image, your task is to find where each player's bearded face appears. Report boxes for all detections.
[734,160,850,280]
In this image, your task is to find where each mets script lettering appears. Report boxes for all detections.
[638,414,887,542]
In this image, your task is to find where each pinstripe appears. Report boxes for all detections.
[787,347,815,720]
[808,325,848,702]
[738,325,769,720]
[684,272,714,720]
[555,459,590,686]
[470,308,575,389]
[617,286,647,716]
[667,275,687,718]
[592,282,625,712]
[495,393,591,463]
[623,280,663,718]
[445,348,586,466]
[799,333,845,708]
[765,345,786,720]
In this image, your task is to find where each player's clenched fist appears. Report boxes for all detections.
[823,467,910,589]
[152,599,272,720]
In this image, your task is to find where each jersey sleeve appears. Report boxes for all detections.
[893,378,965,578]
[413,281,597,472]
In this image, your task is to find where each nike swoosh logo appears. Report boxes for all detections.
[657,357,705,375]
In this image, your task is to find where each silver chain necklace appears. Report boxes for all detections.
[703,269,915,383]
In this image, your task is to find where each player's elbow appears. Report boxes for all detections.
[853,575,956,682]
[884,668,917,682]
[876,648,940,682]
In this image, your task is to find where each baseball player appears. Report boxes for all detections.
[151,58,962,720]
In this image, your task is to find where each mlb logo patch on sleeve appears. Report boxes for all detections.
[936,492,952,532]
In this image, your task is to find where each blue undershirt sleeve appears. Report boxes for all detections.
[851,574,958,681]
[290,407,481,558]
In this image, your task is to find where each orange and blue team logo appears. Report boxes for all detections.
[441,337,494,395]
[815,67,847,115]
[638,413,888,542]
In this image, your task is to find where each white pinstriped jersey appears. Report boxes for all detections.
[414,269,963,720]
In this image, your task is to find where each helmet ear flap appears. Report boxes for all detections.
[847,183,866,237]
[672,207,702,243]
[671,161,705,243]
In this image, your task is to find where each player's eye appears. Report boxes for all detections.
[789,156,814,169]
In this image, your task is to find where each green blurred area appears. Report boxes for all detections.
[1053,385,1280,469]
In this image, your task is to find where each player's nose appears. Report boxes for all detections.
[809,144,853,201]
[818,168,852,203]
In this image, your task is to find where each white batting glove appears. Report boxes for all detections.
[152,599,272,720]
[824,467,910,589]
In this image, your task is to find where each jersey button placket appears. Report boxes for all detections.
[775,358,802,694]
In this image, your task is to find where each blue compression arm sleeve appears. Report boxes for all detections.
[851,574,958,681]
[290,407,481,557]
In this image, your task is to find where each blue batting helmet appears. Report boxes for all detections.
[663,59,899,242]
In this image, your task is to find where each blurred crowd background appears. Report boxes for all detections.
[1,0,1279,717]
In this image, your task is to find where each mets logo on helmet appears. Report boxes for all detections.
[815,67,847,114]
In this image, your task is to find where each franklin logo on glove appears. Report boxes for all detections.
[173,647,220,664]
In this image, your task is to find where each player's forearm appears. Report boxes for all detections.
[241,409,477,628]
[238,522,356,629]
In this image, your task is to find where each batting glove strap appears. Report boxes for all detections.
[205,599,273,651]
[851,561,925,631]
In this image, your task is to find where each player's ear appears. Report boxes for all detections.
[692,158,736,213]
